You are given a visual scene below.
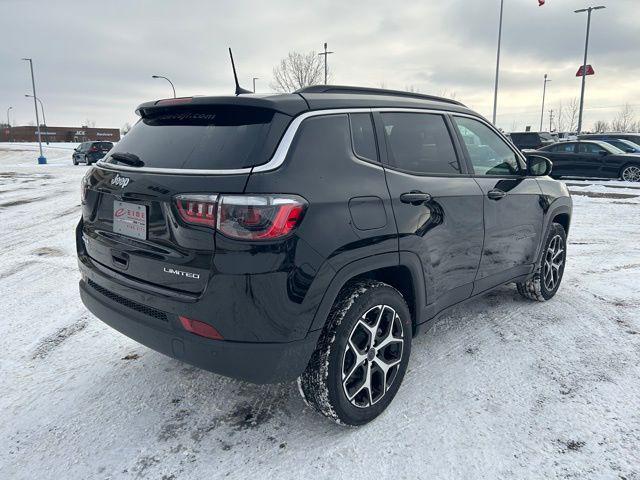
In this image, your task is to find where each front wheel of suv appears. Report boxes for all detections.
[517,222,567,301]
[298,280,412,425]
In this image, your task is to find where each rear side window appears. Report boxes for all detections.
[349,113,377,161]
[94,142,113,149]
[103,106,287,170]
[549,143,576,153]
[381,112,460,175]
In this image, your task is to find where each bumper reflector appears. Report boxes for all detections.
[179,316,223,340]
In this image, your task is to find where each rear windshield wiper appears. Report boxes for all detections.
[109,152,145,167]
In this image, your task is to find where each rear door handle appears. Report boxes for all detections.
[487,189,507,200]
[400,191,432,205]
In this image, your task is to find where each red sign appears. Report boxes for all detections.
[576,65,595,77]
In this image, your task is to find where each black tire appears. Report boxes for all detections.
[72,157,78,165]
[620,164,640,182]
[298,280,412,426]
[517,222,567,301]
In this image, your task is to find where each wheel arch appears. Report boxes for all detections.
[534,199,572,266]
[308,252,427,336]
[619,162,640,179]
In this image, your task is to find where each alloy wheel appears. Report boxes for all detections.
[543,234,564,291]
[622,166,640,182]
[341,304,404,408]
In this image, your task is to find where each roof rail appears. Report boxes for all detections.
[295,85,465,107]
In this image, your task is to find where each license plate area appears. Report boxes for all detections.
[113,200,147,240]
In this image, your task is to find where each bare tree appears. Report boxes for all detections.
[438,88,458,100]
[611,104,635,132]
[562,98,579,133]
[555,101,566,133]
[592,120,609,133]
[404,85,420,93]
[84,119,96,128]
[271,51,324,93]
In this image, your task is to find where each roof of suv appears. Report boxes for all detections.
[136,85,474,118]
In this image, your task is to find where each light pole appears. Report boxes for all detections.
[318,42,334,85]
[152,75,176,98]
[252,77,259,93]
[6,106,12,142]
[21,58,46,164]
[539,74,551,131]
[492,0,505,125]
[575,5,605,133]
[25,95,48,145]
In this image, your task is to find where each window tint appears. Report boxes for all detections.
[578,142,607,154]
[453,116,521,175]
[552,143,576,153]
[104,107,287,170]
[349,113,377,161]
[381,113,460,174]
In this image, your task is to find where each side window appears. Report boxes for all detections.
[349,113,378,162]
[553,142,576,153]
[578,143,605,154]
[381,112,460,175]
[453,116,521,176]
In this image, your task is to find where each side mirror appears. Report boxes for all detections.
[526,155,552,177]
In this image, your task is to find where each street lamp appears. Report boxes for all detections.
[575,5,605,133]
[252,77,259,93]
[21,57,46,164]
[539,74,551,131]
[25,94,48,145]
[492,0,505,125]
[151,75,176,98]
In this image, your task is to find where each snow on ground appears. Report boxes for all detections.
[1,143,639,479]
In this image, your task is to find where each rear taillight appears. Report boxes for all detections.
[217,195,306,240]
[173,194,307,240]
[175,194,217,227]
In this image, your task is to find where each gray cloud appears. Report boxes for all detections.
[1,0,638,132]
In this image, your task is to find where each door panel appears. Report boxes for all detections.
[472,177,545,292]
[385,171,484,310]
[450,115,545,293]
[375,111,483,313]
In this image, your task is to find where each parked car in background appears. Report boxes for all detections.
[73,141,114,165]
[598,138,640,154]
[77,85,572,425]
[509,131,556,150]
[537,140,640,181]
[579,133,640,148]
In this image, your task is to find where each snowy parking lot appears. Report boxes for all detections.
[1,143,639,479]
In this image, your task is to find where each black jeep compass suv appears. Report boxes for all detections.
[77,86,572,425]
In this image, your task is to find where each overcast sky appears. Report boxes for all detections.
[1,0,638,132]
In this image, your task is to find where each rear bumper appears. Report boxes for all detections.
[79,278,320,384]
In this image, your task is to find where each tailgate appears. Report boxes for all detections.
[81,167,248,294]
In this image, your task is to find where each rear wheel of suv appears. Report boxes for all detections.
[620,164,640,182]
[298,280,412,425]
[517,222,566,301]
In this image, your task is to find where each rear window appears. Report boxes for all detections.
[103,106,287,170]
[510,133,537,142]
[93,142,113,149]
